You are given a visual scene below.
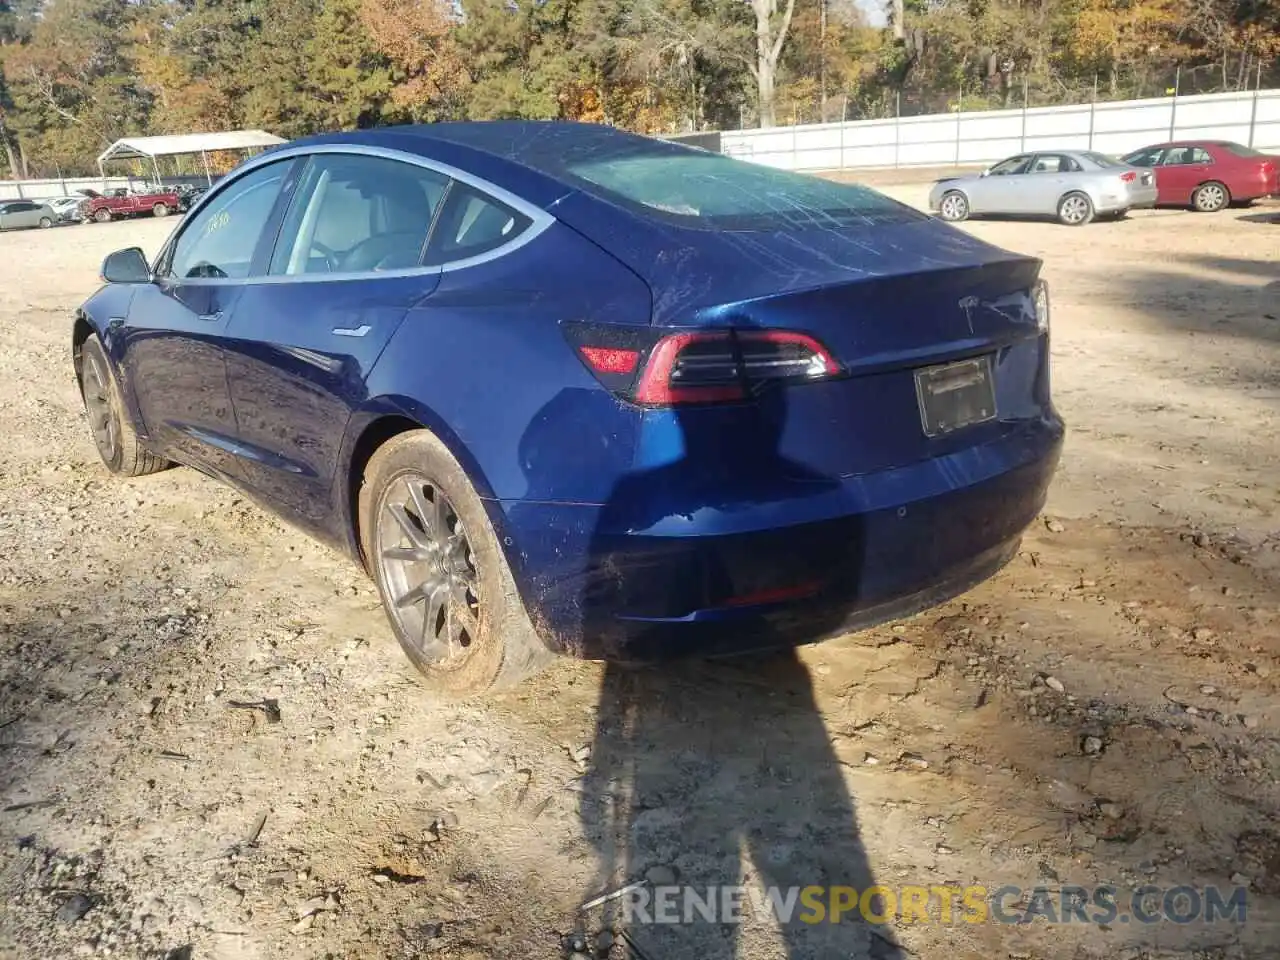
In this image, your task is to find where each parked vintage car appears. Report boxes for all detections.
[928,150,1157,226]
[1120,140,1279,211]
[0,200,57,230]
[79,186,182,223]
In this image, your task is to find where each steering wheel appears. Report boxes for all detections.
[310,241,339,272]
[186,261,228,279]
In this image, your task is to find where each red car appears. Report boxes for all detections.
[1121,140,1278,212]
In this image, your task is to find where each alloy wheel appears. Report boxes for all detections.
[81,348,118,463]
[1059,195,1090,225]
[1195,183,1226,212]
[376,474,481,666]
[940,193,967,221]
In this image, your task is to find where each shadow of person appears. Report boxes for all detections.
[517,382,905,959]
[581,653,904,959]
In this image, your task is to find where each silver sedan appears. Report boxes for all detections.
[928,150,1158,226]
[0,200,58,230]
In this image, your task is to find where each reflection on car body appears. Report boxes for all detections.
[928,149,1157,226]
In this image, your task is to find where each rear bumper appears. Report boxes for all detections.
[495,415,1064,661]
[1103,184,1157,212]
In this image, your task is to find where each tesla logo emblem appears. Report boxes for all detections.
[958,296,979,333]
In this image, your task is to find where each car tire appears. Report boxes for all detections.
[1057,191,1094,226]
[358,430,553,696]
[152,203,169,218]
[1192,181,1230,213]
[77,334,171,477]
[38,217,52,229]
[938,191,969,222]
[94,209,111,223]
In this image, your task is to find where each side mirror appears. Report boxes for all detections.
[980,168,991,178]
[101,247,152,284]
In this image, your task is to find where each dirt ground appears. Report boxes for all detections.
[0,188,1277,960]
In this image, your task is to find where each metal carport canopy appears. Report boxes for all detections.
[97,130,287,182]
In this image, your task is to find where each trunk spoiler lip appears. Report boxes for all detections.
[651,254,1045,328]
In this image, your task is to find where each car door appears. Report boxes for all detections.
[1024,153,1078,215]
[7,202,35,228]
[1157,146,1212,205]
[117,158,299,480]
[968,154,1032,214]
[221,151,450,534]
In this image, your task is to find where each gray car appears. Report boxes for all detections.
[0,200,57,230]
[928,150,1158,226]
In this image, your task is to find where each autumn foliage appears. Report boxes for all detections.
[0,0,1275,177]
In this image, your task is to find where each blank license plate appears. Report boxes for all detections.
[914,356,996,438]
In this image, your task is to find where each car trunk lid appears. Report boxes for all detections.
[554,198,1050,480]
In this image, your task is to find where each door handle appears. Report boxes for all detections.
[332,324,371,338]
[198,310,223,322]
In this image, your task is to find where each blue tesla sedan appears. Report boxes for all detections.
[74,121,1063,694]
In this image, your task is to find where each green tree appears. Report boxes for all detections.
[306,0,395,128]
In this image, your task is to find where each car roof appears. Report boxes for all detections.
[368,120,670,164]
[1151,140,1240,148]
[273,121,700,209]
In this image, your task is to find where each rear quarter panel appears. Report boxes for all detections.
[340,220,654,552]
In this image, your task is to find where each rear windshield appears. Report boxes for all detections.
[1220,142,1264,158]
[1081,152,1125,168]
[560,149,914,230]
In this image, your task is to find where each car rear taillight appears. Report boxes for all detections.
[565,323,841,407]
[1120,172,1137,183]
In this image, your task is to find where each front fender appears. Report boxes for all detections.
[75,284,144,430]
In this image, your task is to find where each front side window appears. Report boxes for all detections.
[988,155,1032,176]
[167,160,291,280]
[270,154,449,276]
[1123,147,1165,168]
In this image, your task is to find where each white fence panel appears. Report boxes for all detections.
[0,175,135,201]
[0,172,214,201]
[722,88,1280,172]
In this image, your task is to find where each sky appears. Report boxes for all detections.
[857,0,888,27]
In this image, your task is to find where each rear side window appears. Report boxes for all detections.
[424,184,532,267]
[271,154,450,275]
[1030,154,1079,173]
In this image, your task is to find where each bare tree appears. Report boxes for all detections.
[748,0,797,127]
